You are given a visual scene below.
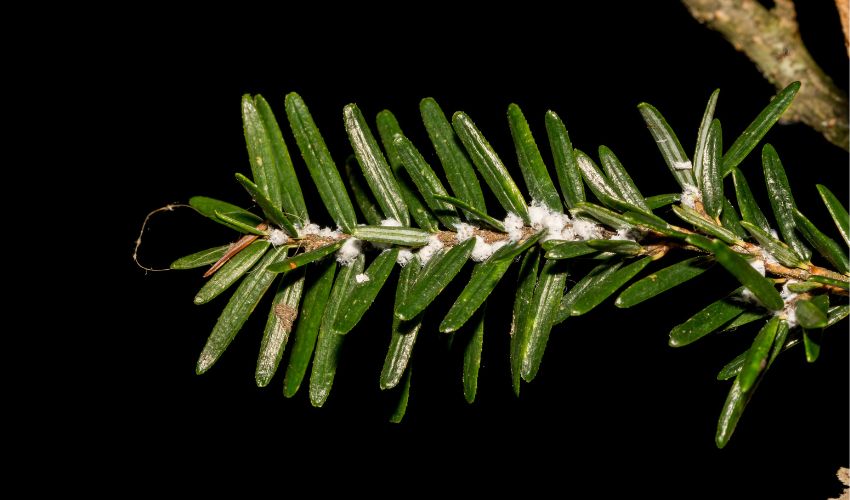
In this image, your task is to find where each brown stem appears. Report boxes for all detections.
[297,221,849,296]
[681,0,849,150]
[646,233,847,295]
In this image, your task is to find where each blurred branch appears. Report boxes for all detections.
[837,0,849,56]
[830,467,849,500]
[682,0,849,151]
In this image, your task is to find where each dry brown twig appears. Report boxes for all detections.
[682,0,849,150]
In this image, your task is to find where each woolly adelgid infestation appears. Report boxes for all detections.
[156,82,848,446]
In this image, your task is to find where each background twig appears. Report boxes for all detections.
[837,0,849,57]
[682,0,849,150]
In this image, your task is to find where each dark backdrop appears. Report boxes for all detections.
[113,2,847,496]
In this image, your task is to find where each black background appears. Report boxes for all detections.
[112,2,847,496]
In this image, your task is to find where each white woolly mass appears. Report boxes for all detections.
[396,249,415,267]
[336,237,362,265]
[503,212,524,242]
[673,160,693,170]
[299,223,321,235]
[469,237,507,262]
[381,218,402,227]
[527,201,572,242]
[417,235,444,265]
[559,224,577,241]
[681,184,701,209]
[470,236,492,262]
[780,280,798,300]
[507,201,605,243]
[739,288,759,306]
[612,228,638,242]
[782,306,798,328]
[739,258,767,306]
[571,219,603,240]
[355,273,370,284]
[543,213,571,241]
[454,223,475,242]
[298,222,340,238]
[528,203,549,228]
[776,280,800,328]
[470,236,491,261]
[748,258,766,276]
[268,229,289,246]
[762,250,779,265]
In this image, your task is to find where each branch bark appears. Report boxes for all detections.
[292,223,850,296]
[682,0,849,151]
[837,0,849,57]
